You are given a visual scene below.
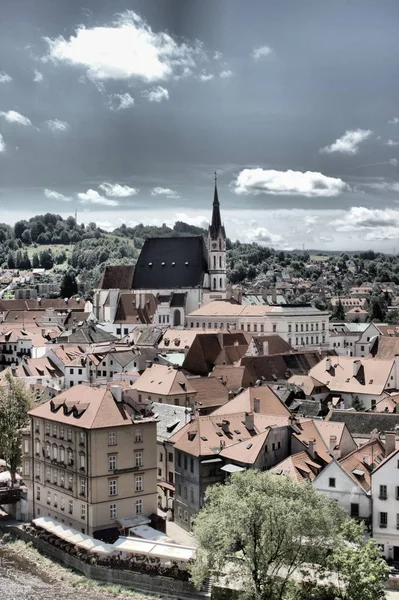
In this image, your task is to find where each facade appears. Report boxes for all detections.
[24,385,158,538]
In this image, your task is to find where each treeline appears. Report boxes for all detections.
[113,220,207,248]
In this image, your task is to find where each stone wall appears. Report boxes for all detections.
[12,527,207,598]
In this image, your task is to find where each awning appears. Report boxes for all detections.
[131,525,174,544]
[220,464,245,473]
[117,515,151,530]
[201,458,223,464]
[157,481,175,492]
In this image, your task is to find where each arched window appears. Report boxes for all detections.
[220,277,223,289]
[213,256,216,269]
[219,255,222,268]
[213,278,217,290]
[173,309,181,327]
[219,238,222,250]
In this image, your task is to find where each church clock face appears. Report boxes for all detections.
[212,242,217,249]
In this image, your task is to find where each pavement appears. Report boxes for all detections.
[165,519,197,547]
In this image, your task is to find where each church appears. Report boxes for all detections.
[93,177,227,332]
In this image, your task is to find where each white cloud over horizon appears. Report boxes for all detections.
[199,72,214,82]
[141,86,169,102]
[0,134,5,152]
[46,118,69,132]
[151,186,180,199]
[233,168,348,197]
[78,189,119,206]
[44,188,72,202]
[220,70,233,78]
[108,92,135,110]
[0,110,32,126]
[99,182,139,197]
[321,129,372,154]
[252,45,273,60]
[33,69,44,82]
[0,72,12,83]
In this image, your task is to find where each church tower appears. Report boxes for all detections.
[208,172,227,294]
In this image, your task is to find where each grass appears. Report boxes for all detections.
[26,244,72,259]
[310,254,329,262]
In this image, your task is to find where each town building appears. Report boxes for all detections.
[24,384,158,539]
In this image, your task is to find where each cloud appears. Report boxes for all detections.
[247,226,283,244]
[388,117,399,124]
[108,92,135,110]
[213,51,223,60]
[78,189,119,206]
[141,86,169,102]
[174,213,208,228]
[0,110,32,126]
[319,236,333,243]
[220,69,233,78]
[43,10,204,82]
[386,139,399,146]
[320,129,372,154]
[304,215,319,227]
[233,168,348,198]
[151,186,180,199]
[198,72,214,82]
[0,134,5,152]
[33,69,44,83]
[252,45,273,60]
[99,182,139,197]
[44,188,72,202]
[331,206,399,233]
[46,118,69,132]
[0,72,12,83]
[390,158,398,166]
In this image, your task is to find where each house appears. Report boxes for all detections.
[210,364,256,392]
[270,451,323,482]
[371,433,399,559]
[211,384,291,417]
[240,350,325,383]
[326,409,399,445]
[182,331,250,376]
[24,384,158,539]
[131,364,197,408]
[187,375,230,415]
[291,419,357,462]
[313,437,385,521]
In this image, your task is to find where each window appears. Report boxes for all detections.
[184,510,188,523]
[68,475,73,490]
[177,506,182,519]
[24,439,29,454]
[380,512,388,528]
[35,420,40,433]
[52,424,57,437]
[79,431,85,446]
[272,324,277,333]
[379,485,387,500]
[135,428,143,443]
[60,497,65,512]
[80,478,86,496]
[47,491,51,505]
[53,445,58,461]
[110,504,117,519]
[190,458,194,473]
[109,479,118,496]
[60,426,64,439]
[46,422,50,435]
[60,447,65,463]
[108,455,117,471]
[184,486,188,499]
[177,483,182,496]
[67,428,72,442]
[80,453,85,470]
[135,451,143,467]
[329,478,336,488]
[135,475,143,492]
[174,398,179,406]
[260,324,264,333]
[247,324,251,332]
[46,468,50,482]
[361,345,364,352]
[78,369,82,375]
[168,452,173,463]
[24,460,29,476]
[68,450,73,466]
[184,455,187,470]
[81,504,86,520]
[108,432,117,446]
[36,486,40,501]
[350,503,359,518]
[135,499,143,515]
[68,500,73,515]
[300,324,304,332]
[54,493,58,507]
[159,452,163,462]
[177,452,181,468]
[60,472,65,487]
[190,488,194,503]
[158,468,162,477]
[53,468,58,484]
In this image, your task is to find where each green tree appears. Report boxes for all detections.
[190,470,347,600]
[368,294,387,322]
[326,520,388,600]
[7,251,15,269]
[32,252,40,269]
[39,249,54,270]
[352,395,365,411]
[332,297,346,321]
[0,373,34,482]
[386,309,399,324]
[60,270,78,298]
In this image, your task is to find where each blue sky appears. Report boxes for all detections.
[1,0,399,250]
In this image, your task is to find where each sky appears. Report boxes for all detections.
[1,0,399,251]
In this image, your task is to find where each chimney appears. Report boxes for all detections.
[371,428,379,440]
[253,398,260,413]
[135,292,140,309]
[353,360,361,377]
[362,454,370,466]
[384,431,396,457]
[221,420,230,433]
[110,385,122,403]
[262,341,269,356]
[272,288,277,304]
[325,357,331,371]
[141,293,145,310]
[145,360,152,370]
[245,412,255,431]
[329,435,338,457]
[308,438,316,459]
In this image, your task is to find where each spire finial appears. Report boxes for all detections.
[214,170,217,183]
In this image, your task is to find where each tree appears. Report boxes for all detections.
[190,470,347,600]
[352,395,365,411]
[21,229,32,245]
[325,519,388,600]
[39,249,54,270]
[332,297,345,321]
[32,252,40,269]
[368,294,387,322]
[0,373,34,483]
[386,309,399,324]
[60,270,78,298]
[7,251,15,270]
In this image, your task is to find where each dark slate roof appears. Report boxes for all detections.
[253,335,293,356]
[170,293,187,308]
[132,237,208,289]
[111,350,138,368]
[183,332,250,376]
[97,265,135,290]
[326,409,399,436]
[240,351,324,382]
[152,402,191,442]
[209,183,226,239]
[291,400,322,418]
[56,324,117,344]
[135,326,163,347]
[114,293,158,324]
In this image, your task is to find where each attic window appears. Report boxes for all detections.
[161,262,166,266]
[234,429,241,434]
[216,431,223,437]
[369,379,373,384]
[172,262,176,266]
[148,262,153,267]
[345,378,350,383]
[201,436,208,441]
[246,443,253,450]
[352,468,365,477]
[185,262,189,266]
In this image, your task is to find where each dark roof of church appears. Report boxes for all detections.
[98,265,135,290]
[209,183,226,239]
[133,236,208,289]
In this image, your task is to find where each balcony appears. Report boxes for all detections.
[379,496,388,501]
[0,487,22,504]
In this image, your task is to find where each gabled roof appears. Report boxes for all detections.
[133,236,208,289]
[326,409,399,436]
[271,451,323,482]
[56,324,117,345]
[339,438,385,492]
[114,293,158,324]
[309,356,393,395]
[187,376,229,410]
[211,385,291,417]
[240,351,324,382]
[183,332,250,375]
[132,364,196,396]
[97,265,135,290]
[252,335,293,355]
[292,419,351,463]
[210,364,256,391]
[288,375,328,396]
[29,385,135,429]
[151,402,190,442]
[220,429,271,465]
[371,336,399,359]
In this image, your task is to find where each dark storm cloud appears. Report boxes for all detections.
[1,0,399,249]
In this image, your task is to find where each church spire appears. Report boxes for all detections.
[210,171,224,239]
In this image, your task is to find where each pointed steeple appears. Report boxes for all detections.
[209,171,225,239]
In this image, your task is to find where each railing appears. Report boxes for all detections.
[0,486,22,504]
